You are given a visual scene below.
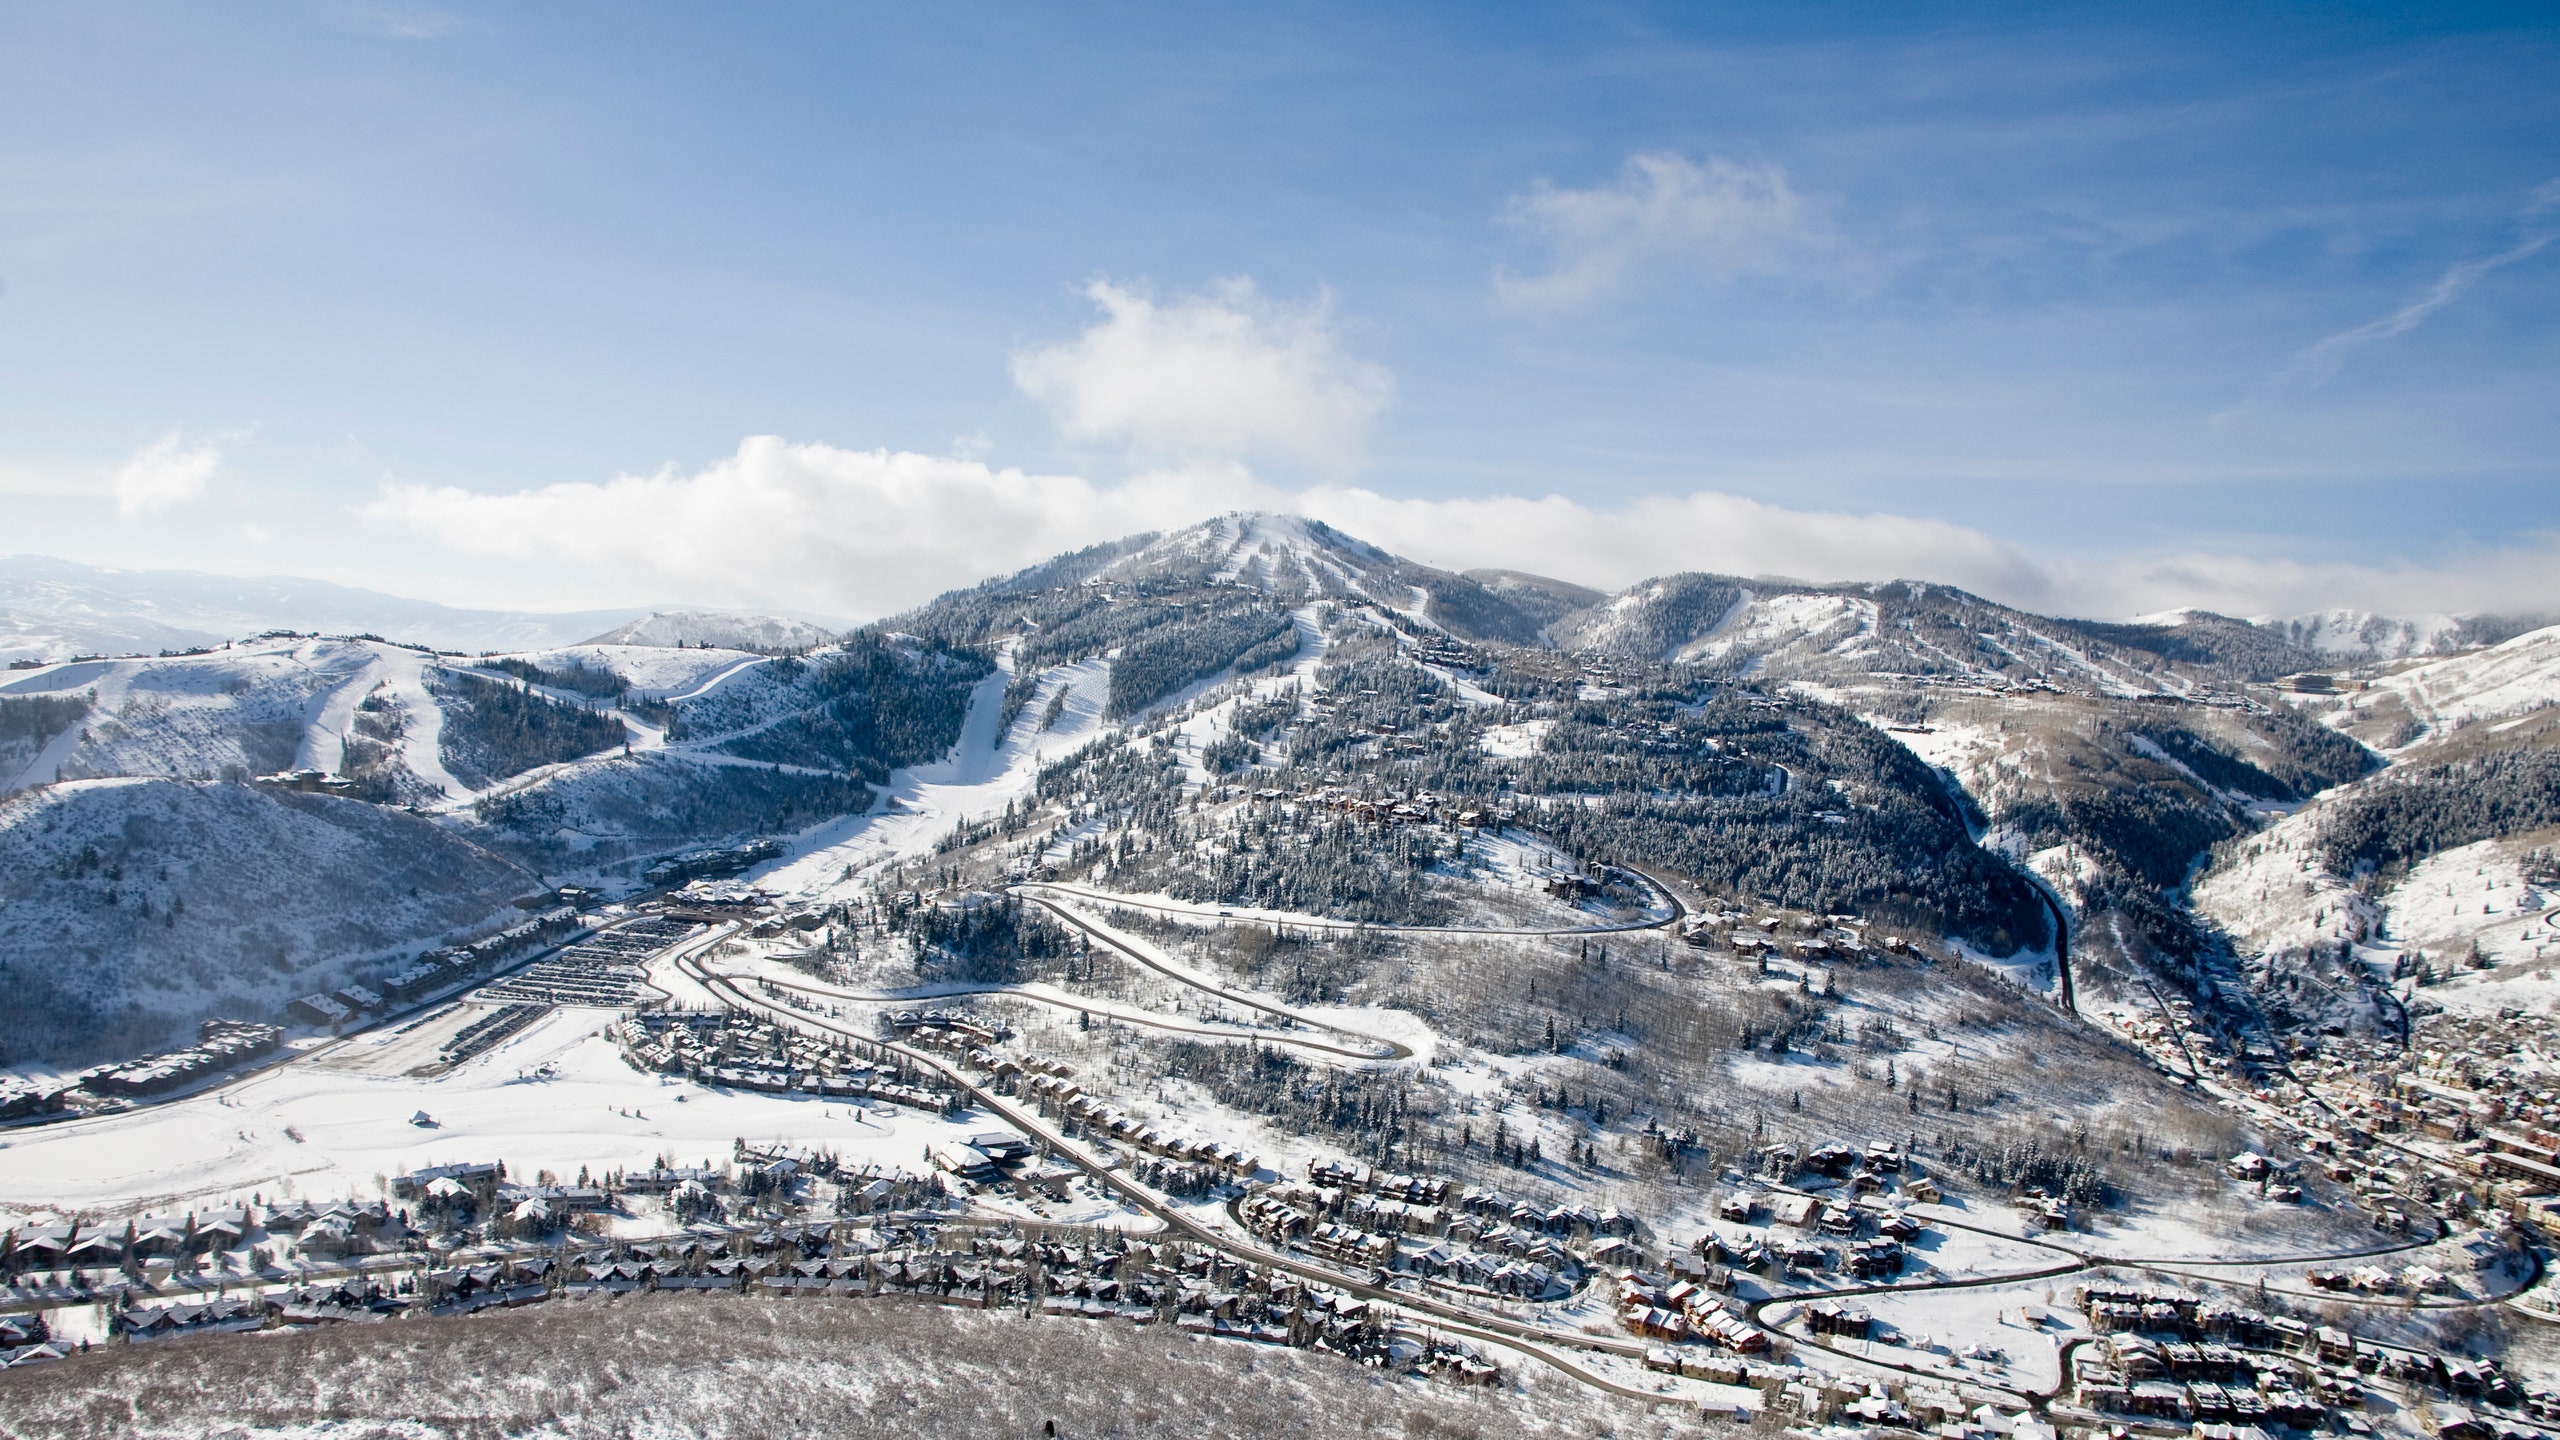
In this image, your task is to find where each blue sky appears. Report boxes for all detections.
[3,2,2556,620]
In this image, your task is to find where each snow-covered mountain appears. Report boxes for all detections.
[2305,620,2560,756]
[2261,608,2466,661]
[576,610,840,652]
[0,554,650,663]
[1549,574,2319,692]
[1082,515,1555,645]
[2256,607,2560,662]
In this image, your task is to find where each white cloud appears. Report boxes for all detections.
[1010,279,1391,473]
[111,430,229,516]
[367,434,2560,627]
[1495,152,1840,309]
[363,436,1282,619]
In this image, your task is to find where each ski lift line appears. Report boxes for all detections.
[1011,892,1410,1061]
[733,970,1397,1065]
[1008,868,1684,939]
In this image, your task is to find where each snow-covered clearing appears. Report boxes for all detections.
[1479,717,1554,759]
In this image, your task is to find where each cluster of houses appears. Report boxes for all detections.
[391,1160,614,1240]
[613,1008,954,1112]
[887,1006,1012,1049]
[289,905,589,1033]
[9,1020,290,1119]
[2062,1281,2548,1427]
[2262,1018,2560,1233]
[0,1078,64,1123]
[1234,1161,1646,1302]
[1254,785,1506,831]
[4,1211,258,1279]
[2302,1260,2456,1295]
[1748,1372,2047,1434]
[0,1312,62,1367]
[1678,908,1912,964]
[83,1210,1502,1386]
[1619,1267,1767,1351]
[1,1199,435,1287]
[993,1056,1261,1189]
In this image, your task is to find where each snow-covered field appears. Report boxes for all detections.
[492,643,769,699]
[0,1000,994,1225]
[2370,837,2560,1014]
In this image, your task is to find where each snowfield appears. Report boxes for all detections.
[0,1002,982,1225]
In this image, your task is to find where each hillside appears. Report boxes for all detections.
[0,1291,1692,1440]
[9,514,2557,1084]
[2296,621,2560,756]
[0,514,2540,1425]
[0,778,533,1064]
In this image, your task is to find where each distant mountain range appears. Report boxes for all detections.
[0,555,840,662]
[578,610,839,653]
[4,541,2542,670]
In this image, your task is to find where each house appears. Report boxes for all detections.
[1804,1300,1870,1337]
[967,1131,1035,1163]
[932,1144,995,1178]
[288,993,353,1027]
[1769,1194,1820,1229]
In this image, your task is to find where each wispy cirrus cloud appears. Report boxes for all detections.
[2273,233,2554,390]
[2228,178,2560,417]
[1494,152,1844,309]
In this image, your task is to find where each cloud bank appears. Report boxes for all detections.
[368,435,2560,626]
[366,439,1281,619]
[360,263,2560,629]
